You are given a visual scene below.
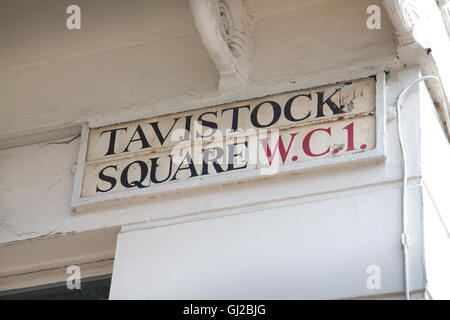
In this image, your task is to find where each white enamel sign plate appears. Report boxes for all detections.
[72,74,386,211]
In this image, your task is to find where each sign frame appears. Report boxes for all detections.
[71,72,387,212]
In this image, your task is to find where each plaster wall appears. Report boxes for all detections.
[0,0,396,138]
[0,67,429,298]
[0,69,422,244]
[420,80,450,300]
[0,0,436,299]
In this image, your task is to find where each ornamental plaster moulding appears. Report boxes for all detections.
[383,0,450,140]
[189,0,253,92]
[382,0,432,47]
[436,0,450,36]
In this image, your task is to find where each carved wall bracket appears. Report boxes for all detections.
[382,0,450,140]
[189,0,252,92]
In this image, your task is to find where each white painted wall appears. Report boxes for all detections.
[419,81,450,299]
[0,0,395,137]
[110,183,424,299]
[1,0,447,299]
[107,68,429,299]
[1,68,422,244]
[1,66,430,298]
[0,0,397,242]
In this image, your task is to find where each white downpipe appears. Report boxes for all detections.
[395,75,450,300]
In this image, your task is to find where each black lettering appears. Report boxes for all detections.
[171,151,198,181]
[183,115,193,141]
[149,118,180,147]
[251,101,281,128]
[96,165,117,192]
[284,94,312,122]
[227,141,248,171]
[221,105,250,131]
[316,89,345,118]
[197,111,218,138]
[202,147,224,175]
[100,127,127,156]
[149,155,173,184]
[123,125,151,153]
[120,160,149,188]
